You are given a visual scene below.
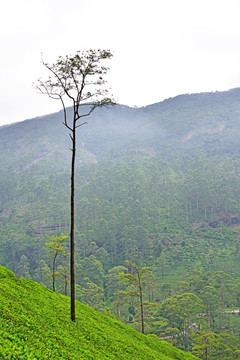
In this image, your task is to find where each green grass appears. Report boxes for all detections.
[0,265,199,359]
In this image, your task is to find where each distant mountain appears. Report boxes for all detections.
[1,88,240,174]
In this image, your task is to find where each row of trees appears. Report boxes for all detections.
[3,156,240,284]
[4,153,240,226]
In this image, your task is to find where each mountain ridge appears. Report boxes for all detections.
[1,88,240,174]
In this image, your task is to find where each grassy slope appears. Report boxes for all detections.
[0,265,199,360]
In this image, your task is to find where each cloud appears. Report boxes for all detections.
[1,0,240,125]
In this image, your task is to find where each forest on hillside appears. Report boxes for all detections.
[1,154,240,357]
[1,89,240,358]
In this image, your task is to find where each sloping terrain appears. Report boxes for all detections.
[0,265,198,359]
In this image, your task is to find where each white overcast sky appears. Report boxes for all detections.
[1,0,240,126]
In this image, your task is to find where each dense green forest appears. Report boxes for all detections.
[1,89,240,358]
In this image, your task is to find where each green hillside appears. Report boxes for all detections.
[0,265,198,360]
[2,89,240,358]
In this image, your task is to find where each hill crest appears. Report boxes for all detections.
[1,88,240,174]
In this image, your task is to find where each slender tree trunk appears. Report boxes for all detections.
[117,303,121,318]
[139,286,144,334]
[137,272,144,334]
[65,277,67,296]
[53,253,57,292]
[70,122,76,322]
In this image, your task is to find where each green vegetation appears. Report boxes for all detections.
[0,265,198,359]
[1,89,240,358]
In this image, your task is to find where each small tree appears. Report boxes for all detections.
[45,233,69,292]
[118,260,153,334]
[79,282,104,310]
[192,331,220,360]
[159,293,206,350]
[35,259,51,287]
[16,254,31,279]
[58,262,70,296]
[35,49,114,321]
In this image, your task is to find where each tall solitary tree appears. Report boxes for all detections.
[35,49,114,321]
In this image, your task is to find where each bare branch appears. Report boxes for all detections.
[42,58,75,102]
[59,95,72,131]
[76,121,87,129]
